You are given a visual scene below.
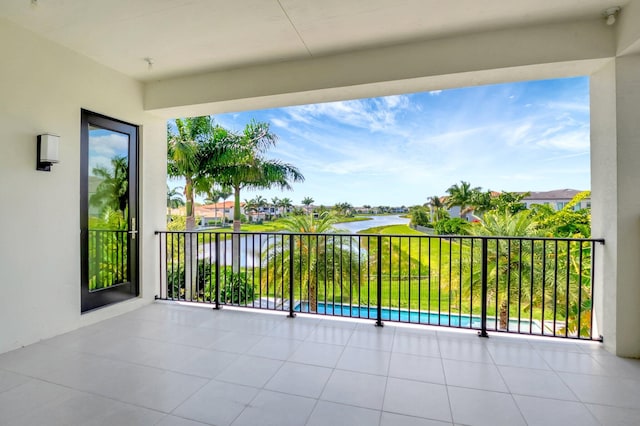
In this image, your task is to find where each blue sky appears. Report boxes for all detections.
[182,77,590,207]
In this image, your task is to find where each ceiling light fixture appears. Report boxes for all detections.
[603,6,621,25]
[144,57,154,70]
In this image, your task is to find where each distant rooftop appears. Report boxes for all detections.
[523,189,587,201]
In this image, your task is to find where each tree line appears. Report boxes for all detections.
[412,180,590,238]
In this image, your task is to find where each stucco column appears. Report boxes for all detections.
[591,54,640,357]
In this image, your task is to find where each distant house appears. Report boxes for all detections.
[166,201,245,226]
[522,189,590,211]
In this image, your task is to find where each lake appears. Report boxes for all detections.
[335,215,410,233]
[198,215,410,267]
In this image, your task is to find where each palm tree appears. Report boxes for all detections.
[166,185,184,217]
[254,195,268,219]
[167,116,214,299]
[333,202,353,217]
[90,156,129,217]
[471,190,493,215]
[446,181,481,220]
[204,120,304,232]
[261,212,365,312]
[271,197,280,218]
[427,195,444,222]
[466,210,544,330]
[167,116,213,231]
[201,120,304,273]
[244,198,258,222]
[204,186,231,226]
[279,197,293,216]
[301,196,314,214]
[167,185,184,207]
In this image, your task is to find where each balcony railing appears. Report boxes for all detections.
[155,230,604,340]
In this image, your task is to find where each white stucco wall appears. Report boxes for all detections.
[0,18,166,354]
[591,54,640,357]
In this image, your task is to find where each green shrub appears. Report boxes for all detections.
[410,207,431,227]
[219,271,255,304]
[434,218,469,235]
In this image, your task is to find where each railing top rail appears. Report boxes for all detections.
[154,230,604,244]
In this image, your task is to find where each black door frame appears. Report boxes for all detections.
[80,109,139,313]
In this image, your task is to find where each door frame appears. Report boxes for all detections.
[80,109,139,313]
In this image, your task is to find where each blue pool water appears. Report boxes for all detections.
[295,302,539,332]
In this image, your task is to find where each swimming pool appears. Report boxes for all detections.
[295,301,541,332]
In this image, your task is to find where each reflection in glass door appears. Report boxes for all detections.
[81,110,138,312]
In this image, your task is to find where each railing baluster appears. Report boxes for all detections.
[565,240,571,337]
[215,232,220,310]
[479,238,489,338]
[376,235,383,327]
[288,234,295,318]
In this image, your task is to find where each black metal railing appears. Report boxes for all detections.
[89,229,128,291]
[155,230,604,340]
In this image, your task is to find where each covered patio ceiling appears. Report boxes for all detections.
[0,0,634,82]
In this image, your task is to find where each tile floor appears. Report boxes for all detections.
[1,302,639,425]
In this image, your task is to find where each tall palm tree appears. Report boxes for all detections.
[167,116,214,299]
[446,181,481,220]
[201,120,304,273]
[262,212,364,312]
[427,195,444,222]
[167,116,213,231]
[204,120,304,232]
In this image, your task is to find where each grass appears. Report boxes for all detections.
[358,224,421,235]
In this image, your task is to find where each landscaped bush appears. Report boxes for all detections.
[219,271,255,304]
[410,207,431,227]
[434,218,469,235]
[166,261,256,305]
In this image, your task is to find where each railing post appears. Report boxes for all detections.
[478,238,489,338]
[214,232,221,310]
[376,235,384,327]
[288,234,296,318]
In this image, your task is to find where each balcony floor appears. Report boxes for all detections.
[1,303,639,426]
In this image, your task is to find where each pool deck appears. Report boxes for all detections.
[1,302,639,425]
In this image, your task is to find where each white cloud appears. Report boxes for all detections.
[89,133,128,159]
[270,118,289,129]
[429,90,442,96]
[282,95,411,134]
[546,101,589,113]
[537,129,590,151]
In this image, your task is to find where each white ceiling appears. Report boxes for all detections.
[0,0,630,81]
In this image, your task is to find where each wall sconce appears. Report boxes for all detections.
[36,134,60,172]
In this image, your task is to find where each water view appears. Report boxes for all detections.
[335,214,409,233]
[198,215,409,267]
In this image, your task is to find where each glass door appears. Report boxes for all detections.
[81,110,138,312]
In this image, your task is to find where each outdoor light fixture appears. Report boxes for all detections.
[604,6,621,25]
[36,133,60,172]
